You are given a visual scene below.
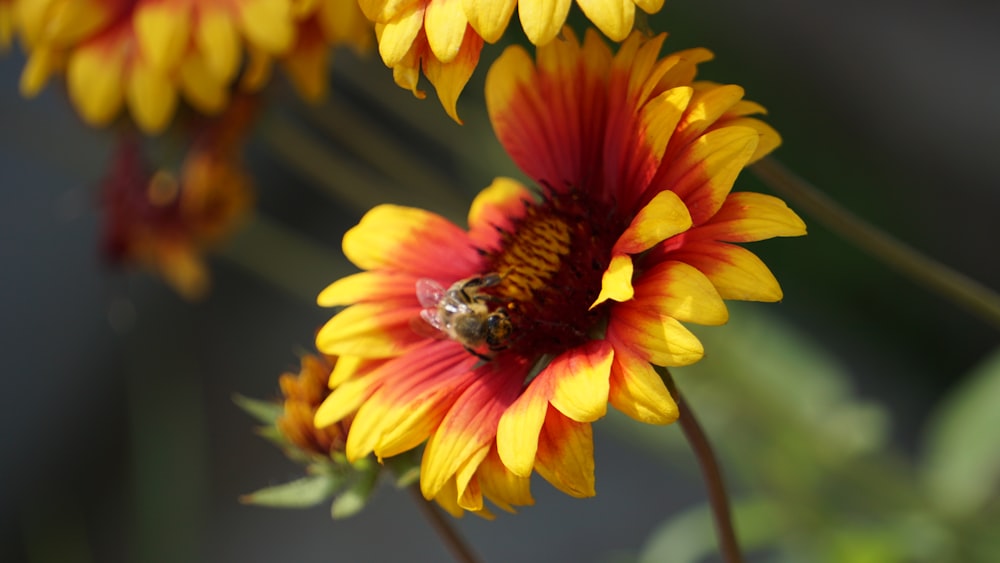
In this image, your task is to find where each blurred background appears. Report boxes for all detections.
[2,0,998,561]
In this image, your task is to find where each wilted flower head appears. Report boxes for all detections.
[101,96,257,298]
[313,29,806,516]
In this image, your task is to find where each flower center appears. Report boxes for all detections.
[485,192,617,358]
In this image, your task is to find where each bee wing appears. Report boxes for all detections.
[411,310,447,339]
[416,278,446,308]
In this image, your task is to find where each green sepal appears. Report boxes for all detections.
[331,464,380,519]
[384,450,421,488]
[233,394,284,425]
[239,473,340,508]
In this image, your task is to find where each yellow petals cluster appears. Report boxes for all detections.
[361,0,666,121]
[10,0,371,133]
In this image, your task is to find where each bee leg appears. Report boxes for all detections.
[464,346,492,362]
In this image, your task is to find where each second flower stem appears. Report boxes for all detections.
[751,156,1000,330]
[661,368,744,563]
[409,485,482,563]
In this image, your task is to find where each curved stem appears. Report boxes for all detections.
[408,485,482,563]
[661,369,744,563]
[751,156,1000,330]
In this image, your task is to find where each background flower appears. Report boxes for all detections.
[360,0,668,121]
[10,0,372,132]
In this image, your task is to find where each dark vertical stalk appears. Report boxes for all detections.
[661,369,744,563]
[409,485,482,563]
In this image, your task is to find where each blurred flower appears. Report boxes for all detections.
[242,0,374,102]
[313,29,806,515]
[361,0,666,121]
[101,96,257,299]
[276,353,350,457]
[12,0,372,132]
[0,0,13,50]
[238,352,418,518]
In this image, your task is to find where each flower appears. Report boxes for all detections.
[361,0,667,121]
[242,0,374,102]
[277,353,351,457]
[0,0,13,50]
[239,351,420,517]
[101,96,257,299]
[314,29,806,515]
[12,0,371,132]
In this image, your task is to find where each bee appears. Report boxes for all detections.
[416,273,513,359]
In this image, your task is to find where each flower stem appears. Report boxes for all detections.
[751,156,1000,330]
[408,485,482,563]
[661,369,744,563]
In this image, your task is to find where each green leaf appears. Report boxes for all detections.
[921,346,1000,515]
[233,394,284,425]
[331,466,380,519]
[240,474,338,508]
[638,497,782,563]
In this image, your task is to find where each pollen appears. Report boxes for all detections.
[492,207,572,302]
[486,192,618,357]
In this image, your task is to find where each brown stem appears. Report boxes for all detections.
[751,156,1000,330]
[662,369,744,563]
[408,485,482,563]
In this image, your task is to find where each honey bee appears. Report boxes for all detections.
[416,273,513,359]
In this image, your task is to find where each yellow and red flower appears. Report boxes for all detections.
[314,29,806,516]
[12,0,371,132]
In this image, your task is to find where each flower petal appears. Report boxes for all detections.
[641,86,694,164]
[467,177,534,250]
[196,8,240,83]
[421,359,525,499]
[423,26,483,123]
[67,43,126,126]
[609,346,678,424]
[377,2,423,66]
[496,374,550,477]
[607,302,705,367]
[238,0,294,53]
[455,444,491,511]
[632,261,729,326]
[611,189,692,255]
[461,0,516,43]
[517,0,571,46]
[315,301,424,358]
[134,2,191,71]
[576,0,634,41]
[667,241,783,302]
[690,191,806,243]
[477,447,534,512]
[19,48,61,97]
[634,0,664,12]
[547,339,613,422]
[314,374,384,430]
[535,409,595,497]
[591,254,633,308]
[317,271,420,307]
[343,204,480,276]
[180,53,228,113]
[662,126,759,225]
[126,63,177,133]
[424,0,468,63]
